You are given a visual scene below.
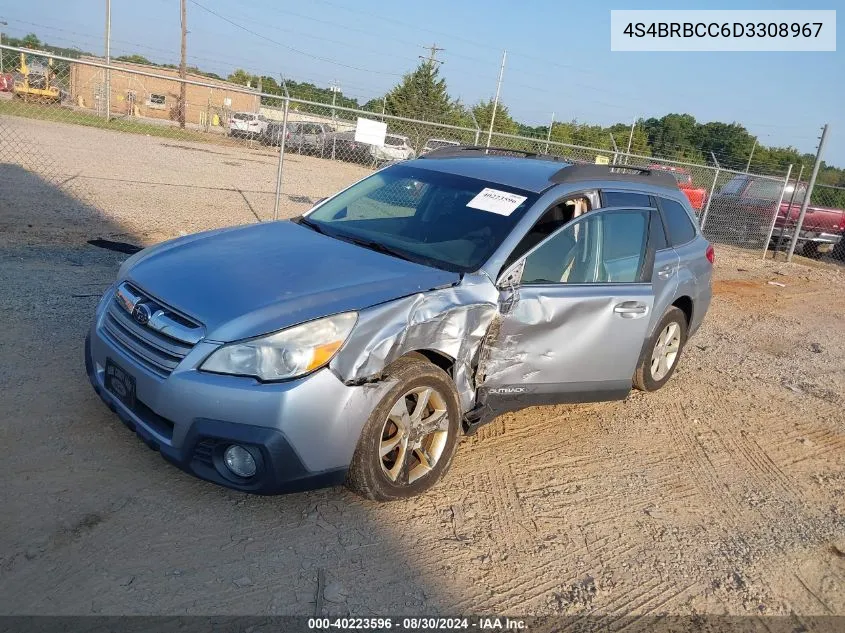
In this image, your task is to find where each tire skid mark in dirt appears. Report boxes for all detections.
[478,537,645,613]
[484,460,535,556]
[662,401,745,521]
[447,533,613,612]
[727,429,805,499]
[595,581,700,629]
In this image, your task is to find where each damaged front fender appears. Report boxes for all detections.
[329,273,501,412]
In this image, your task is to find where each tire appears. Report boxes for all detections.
[346,356,461,501]
[802,242,824,260]
[633,306,688,392]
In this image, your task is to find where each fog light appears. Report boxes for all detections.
[223,445,257,478]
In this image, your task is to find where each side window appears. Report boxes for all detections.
[602,191,651,208]
[521,209,649,285]
[719,176,747,195]
[660,198,697,246]
[503,194,593,270]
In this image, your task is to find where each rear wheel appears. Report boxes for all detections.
[802,242,824,260]
[633,306,688,392]
[346,357,461,501]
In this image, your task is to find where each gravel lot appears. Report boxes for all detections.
[1,116,844,620]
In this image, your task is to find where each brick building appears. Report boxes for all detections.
[69,57,260,126]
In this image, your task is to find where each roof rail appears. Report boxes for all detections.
[420,145,567,161]
[550,164,678,188]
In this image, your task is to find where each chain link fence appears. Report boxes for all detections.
[3,45,836,264]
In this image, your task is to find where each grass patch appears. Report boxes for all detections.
[0,98,218,144]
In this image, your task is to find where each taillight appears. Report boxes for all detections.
[839,213,845,231]
[705,244,715,264]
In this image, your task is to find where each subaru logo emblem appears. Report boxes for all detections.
[132,303,152,325]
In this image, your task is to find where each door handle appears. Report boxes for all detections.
[657,265,676,280]
[614,301,648,318]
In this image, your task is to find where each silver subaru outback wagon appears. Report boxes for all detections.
[85,148,713,501]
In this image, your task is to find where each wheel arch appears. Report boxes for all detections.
[401,349,456,378]
[672,295,693,327]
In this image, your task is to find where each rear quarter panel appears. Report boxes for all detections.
[673,235,712,337]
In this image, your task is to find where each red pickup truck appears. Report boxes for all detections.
[706,175,845,258]
[648,164,708,211]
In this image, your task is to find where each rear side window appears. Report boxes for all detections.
[660,198,697,245]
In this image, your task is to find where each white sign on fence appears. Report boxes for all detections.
[355,118,387,147]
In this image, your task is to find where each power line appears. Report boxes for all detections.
[187,0,404,77]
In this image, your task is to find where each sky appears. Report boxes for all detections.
[1,0,842,165]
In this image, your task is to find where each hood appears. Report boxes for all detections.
[125,221,459,341]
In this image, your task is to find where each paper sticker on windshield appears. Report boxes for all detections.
[467,188,528,216]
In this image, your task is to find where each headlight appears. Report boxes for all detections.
[201,312,357,381]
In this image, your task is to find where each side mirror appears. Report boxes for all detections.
[497,259,524,291]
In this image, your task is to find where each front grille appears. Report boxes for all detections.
[100,283,204,377]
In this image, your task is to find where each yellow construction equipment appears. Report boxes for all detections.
[13,53,61,103]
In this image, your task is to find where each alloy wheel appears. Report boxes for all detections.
[379,386,450,485]
[650,322,681,381]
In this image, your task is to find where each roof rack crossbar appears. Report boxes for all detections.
[549,164,678,187]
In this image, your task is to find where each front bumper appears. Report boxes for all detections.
[85,310,384,494]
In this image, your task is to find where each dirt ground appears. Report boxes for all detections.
[1,117,844,621]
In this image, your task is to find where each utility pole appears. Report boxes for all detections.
[419,43,445,67]
[179,0,187,128]
[545,112,555,154]
[745,137,758,173]
[624,118,635,164]
[329,81,340,160]
[104,0,111,119]
[786,123,830,262]
[486,49,506,149]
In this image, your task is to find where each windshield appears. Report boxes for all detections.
[385,135,407,147]
[304,165,539,272]
[233,113,254,120]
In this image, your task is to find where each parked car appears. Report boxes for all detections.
[86,148,712,500]
[648,164,707,212]
[706,174,845,257]
[371,134,416,163]
[327,130,373,164]
[422,138,461,155]
[228,112,268,139]
[263,121,332,153]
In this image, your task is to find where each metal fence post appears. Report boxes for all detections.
[609,133,619,165]
[272,98,290,222]
[698,167,720,232]
[761,163,792,259]
[469,110,481,146]
[774,164,804,257]
[787,124,830,262]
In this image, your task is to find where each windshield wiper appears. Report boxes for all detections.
[292,216,326,235]
[336,234,418,264]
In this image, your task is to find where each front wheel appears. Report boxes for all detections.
[346,357,461,501]
[633,306,688,392]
